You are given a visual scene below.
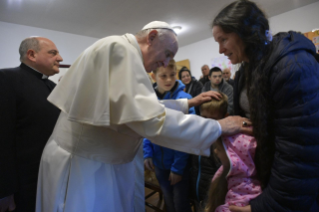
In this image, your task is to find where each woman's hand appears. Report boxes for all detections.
[218,116,253,136]
[229,205,251,212]
[188,91,222,107]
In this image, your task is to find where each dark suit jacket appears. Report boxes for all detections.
[0,63,60,211]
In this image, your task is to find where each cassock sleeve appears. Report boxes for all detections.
[0,72,18,198]
[126,108,221,156]
[159,99,189,114]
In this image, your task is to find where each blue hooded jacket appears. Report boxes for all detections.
[143,80,195,175]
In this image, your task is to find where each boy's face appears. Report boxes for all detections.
[200,109,224,120]
[154,66,176,93]
[209,71,223,87]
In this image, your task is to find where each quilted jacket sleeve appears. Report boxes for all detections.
[250,51,319,211]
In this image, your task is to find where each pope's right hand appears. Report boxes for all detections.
[188,91,222,108]
[0,194,16,212]
[218,116,253,136]
[144,158,154,171]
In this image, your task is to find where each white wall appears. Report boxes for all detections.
[0,21,99,69]
[1,1,318,80]
[175,1,319,79]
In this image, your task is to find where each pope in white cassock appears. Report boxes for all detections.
[36,21,251,212]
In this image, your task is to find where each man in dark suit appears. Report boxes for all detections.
[0,37,62,212]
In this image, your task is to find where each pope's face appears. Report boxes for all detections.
[143,30,178,72]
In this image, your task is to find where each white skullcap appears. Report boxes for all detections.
[142,21,176,35]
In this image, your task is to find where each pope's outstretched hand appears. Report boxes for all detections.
[188,91,221,108]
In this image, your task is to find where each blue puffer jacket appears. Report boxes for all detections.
[241,32,319,211]
[143,80,195,175]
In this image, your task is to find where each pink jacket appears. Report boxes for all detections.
[213,134,262,212]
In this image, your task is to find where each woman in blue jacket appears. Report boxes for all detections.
[212,1,319,211]
[144,59,194,212]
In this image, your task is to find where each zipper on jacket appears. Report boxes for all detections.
[160,147,165,169]
[196,156,201,201]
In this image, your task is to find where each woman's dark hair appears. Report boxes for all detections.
[178,66,191,80]
[212,0,270,62]
[213,0,276,189]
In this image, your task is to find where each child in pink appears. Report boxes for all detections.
[212,134,261,212]
[200,94,261,212]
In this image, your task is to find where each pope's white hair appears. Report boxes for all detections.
[135,28,178,42]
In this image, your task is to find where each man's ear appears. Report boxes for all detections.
[147,30,158,45]
[208,75,211,80]
[26,49,36,62]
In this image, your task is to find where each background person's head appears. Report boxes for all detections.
[136,21,178,73]
[211,0,270,64]
[208,67,223,87]
[152,59,177,94]
[178,67,192,85]
[200,92,228,120]
[19,37,63,76]
[222,68,231,80]
[201,65,210,77]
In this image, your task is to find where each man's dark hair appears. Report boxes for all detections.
[209,67,222,77]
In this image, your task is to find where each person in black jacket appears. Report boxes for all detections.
[211,0,319,211]
[0,37,62,212]
[179,67,203,115]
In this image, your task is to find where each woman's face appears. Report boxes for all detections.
[180,71,191,85]
[212,25,248,64]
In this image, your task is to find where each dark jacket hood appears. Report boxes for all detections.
[265,31,316,71]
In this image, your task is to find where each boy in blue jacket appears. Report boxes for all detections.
[143,59,194,212]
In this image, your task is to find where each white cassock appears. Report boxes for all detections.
[36,34,221,212]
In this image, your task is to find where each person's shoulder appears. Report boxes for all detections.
[0,65,21,72]
[0,66,22,78]
[90,35,134,53]
[179,90,193,99]
[221,79,233,90]
[174,87,192,99]
[193,79,203,86]
[202,81,211,91]
[47,79,57,87]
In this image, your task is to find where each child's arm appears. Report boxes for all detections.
[143,138,154,171]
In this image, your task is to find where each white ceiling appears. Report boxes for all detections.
[1,0,318,47]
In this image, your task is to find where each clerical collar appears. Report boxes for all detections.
[24,64,49,79]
